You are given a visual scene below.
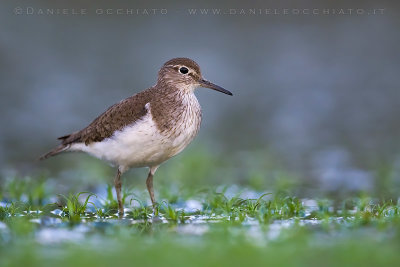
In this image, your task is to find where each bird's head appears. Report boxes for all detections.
[157,57,232,96]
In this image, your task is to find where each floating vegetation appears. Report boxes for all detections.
[1,177,400,266]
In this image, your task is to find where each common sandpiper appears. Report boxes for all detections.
[41,57,232,216]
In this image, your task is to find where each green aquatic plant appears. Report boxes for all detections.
[102,184,119,213]
[58,192,96,221]
[0,202,29,219]
[160,201,185,223]
[129,198,152,220]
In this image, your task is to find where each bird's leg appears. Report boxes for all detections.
[146,171,155,207]
[146,166,159,212]
[114,168,124,217]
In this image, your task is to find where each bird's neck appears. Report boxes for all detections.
[150,83,201,135]
[156,84,200,112]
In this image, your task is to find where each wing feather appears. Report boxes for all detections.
[61,89,152,145]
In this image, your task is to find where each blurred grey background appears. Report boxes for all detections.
[1,0,399,196]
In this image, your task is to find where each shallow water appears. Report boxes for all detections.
[0,198,348,246]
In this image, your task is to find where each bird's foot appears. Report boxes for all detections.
[117,208,125,219]
[150,202,163,223]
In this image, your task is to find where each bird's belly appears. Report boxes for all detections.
[70,110,199,170]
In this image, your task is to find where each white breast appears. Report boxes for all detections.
[70,98,201,172]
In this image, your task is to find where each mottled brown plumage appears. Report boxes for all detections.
[60,92,151,145]
[40,57,232,216]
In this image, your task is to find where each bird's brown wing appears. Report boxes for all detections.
[60,91,152,146]
[40,89,153,160]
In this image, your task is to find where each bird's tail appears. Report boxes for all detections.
[39,145,69,160]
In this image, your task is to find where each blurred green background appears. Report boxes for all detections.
[0,0,399,198]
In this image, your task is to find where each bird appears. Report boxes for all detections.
[40,57,232,216]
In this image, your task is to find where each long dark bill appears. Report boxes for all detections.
[199,79,233,96]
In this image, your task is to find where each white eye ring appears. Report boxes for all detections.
[179,67,189,74]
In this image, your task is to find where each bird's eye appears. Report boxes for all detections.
[179,67,189,74]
